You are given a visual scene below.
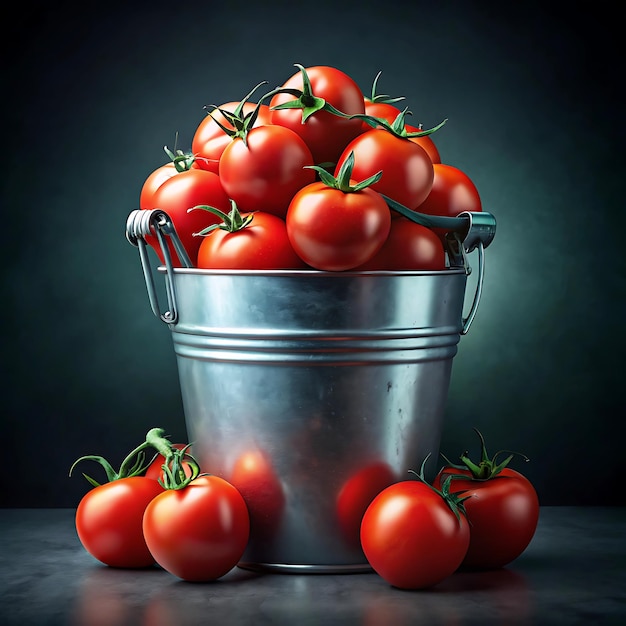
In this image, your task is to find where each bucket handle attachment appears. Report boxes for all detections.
[125,209,192,324]
[383,195,496,335]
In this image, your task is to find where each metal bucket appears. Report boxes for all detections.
[126,208,496,573]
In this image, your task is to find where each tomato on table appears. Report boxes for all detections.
[433,429,539,570]
[270,64,365,166]
[143,474,250,582]
[75,477,164,568]
[70,434,168,568]
[360,458,470,589]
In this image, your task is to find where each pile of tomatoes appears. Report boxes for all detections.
[138,64,483,272]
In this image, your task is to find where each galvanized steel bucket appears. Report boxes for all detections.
[126,208,496,573]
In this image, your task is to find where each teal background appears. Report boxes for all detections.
[2,1,623,506]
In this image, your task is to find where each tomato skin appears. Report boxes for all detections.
[192,102,272,173]
[196,211,308,270]
[228,450,285,540]
[405,124,441,164]
[142,475,250,582]
[75,477,164,568]
[271,65,365,165]
[139,163,178,210]
[144,168,231,266]
[286,181,391,271]
[417,163,482,218]
[355,217,446,271]
[360,480,470,589]
[335,130,434,211]
[433,467,539,570]
[363,100,402,131]
[219,125,316,218]
[336,462,396,548]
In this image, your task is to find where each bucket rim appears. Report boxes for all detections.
[157,267,468,278]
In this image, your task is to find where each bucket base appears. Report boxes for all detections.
[237,562,373,575]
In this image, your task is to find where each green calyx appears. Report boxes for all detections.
[409,454,471,523]
[145,428,201,491]
[366,70,406,105]
[441,428,531,481]
[205,81,269,147]
[268,63,337,123]
[189,199,254,236]
[164,133,196,172]
[69,427,201,490]
[306,150,382,193]
[354,106,448,139]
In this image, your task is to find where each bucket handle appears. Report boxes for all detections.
[456,210,494,334]
[125,209,192,324]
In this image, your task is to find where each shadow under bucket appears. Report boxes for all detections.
[126,209,496,573]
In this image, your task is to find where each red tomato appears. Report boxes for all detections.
[192,101,272,173]
[228,449,285,540]
[335,129,434,211]
[142,475,250,582]
[433,466,539,570]
[355,217,446,271]
[139,163,178,209]
[286,180,391,271]
[144,443,194,483]
[362,100,402,131]
[360,478,470,589]
[361,102,441,164]
[417,163,482,218]
[406,124,441,164]
[336,462,396,548]
[196,210,308,270]
[270,65,365,165]
[143,168,231,266]
[75,477,164,568]
[218,124,316,218]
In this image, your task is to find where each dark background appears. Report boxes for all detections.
[2,1,623,507]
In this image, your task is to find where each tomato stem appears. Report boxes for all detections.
[409,454,470,523]
[204,81,269,148]
[440,428,531,481]
[69,439,155,486]
[144,428,202,490]
[367,70,406,105]
[189,200,254,236]
[305,150,382,193]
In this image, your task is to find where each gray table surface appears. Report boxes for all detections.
[1,507,625,625]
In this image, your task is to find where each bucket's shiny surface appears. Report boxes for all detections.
[166,268,468,572]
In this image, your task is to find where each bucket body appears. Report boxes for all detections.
[166,268,468,572]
